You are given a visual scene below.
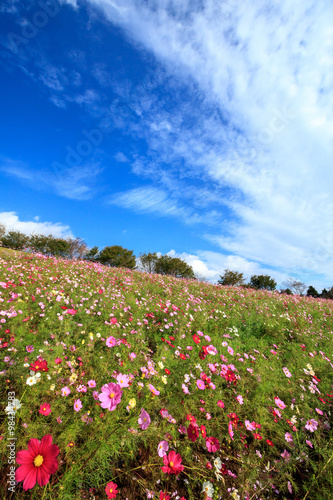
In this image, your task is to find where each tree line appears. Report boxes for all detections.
[0,223,331,297]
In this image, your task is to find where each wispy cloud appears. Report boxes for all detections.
[109,186,220,225]
[1,158,102,201]
[86,0,333,285]
[0,211,73,238]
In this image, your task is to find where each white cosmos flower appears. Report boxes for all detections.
[202,481,214,497]
[26,376,37,386]
[5,399,22,414]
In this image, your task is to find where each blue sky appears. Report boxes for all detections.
[1,0,333,290]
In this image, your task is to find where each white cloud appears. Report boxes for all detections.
[86,0,333,286]
[0,212,73,238]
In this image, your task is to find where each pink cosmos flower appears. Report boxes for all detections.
[157,440,169,457]
[26,345,34,353]
[236,395,244,405]
[116,374,130,388]
[74,399,82,412]
[149,384,160,395]
[306,439,313,448]
[197,379,205,390]
[274,397,286,409]
[110,317,118,324]
[207,345,217,355]
[138,408,151,430]
[285,432,293,443]
[228,421,234,440]
[106,336,116,347]
[281,449,291,461]
[315,408,323,415]
[88,380,96,388]
[99,383,123,411]
[227,347,234,356]
[93,391,99,400]
[39,403,51,416]
[61,386,71,397]
[305,419,318,432]
[129,352,136,359]
[217,400,225,408]
[245,420,256,431]
[182,384,190,394]
[206,436,220,452]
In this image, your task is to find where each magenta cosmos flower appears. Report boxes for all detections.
[206,436,220,452]
[161,450,184,475]
[16,434,59,490]
[138,408,151,429]
[39,403,51,416]
[99,383,123,411]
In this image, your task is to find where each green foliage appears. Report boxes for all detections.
[154,254,195,279]
[217,269,245,286]
[46,237,71,257]
[307,285,319,298]
[84,246,100,262]
[249,274,277,291]
[0,222,6,241]
[320,286,333,299]
[98,245,136,269]
[1,230,30,250]
[137,252,159,273]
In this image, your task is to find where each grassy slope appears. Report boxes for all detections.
[0,248,333,500]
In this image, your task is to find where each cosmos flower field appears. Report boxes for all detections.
[1,248,333,500]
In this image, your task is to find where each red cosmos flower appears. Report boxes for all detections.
[161,450,184,475]
[5,329,10,334]
[180,353,186,360]
[98,289,103,294]
[266,439,274,447]
[193,334,201,344]
[200,425,207,438]
[206,462,212,469]
[105,481,118,499]
[165,369,171,375]
[187,423,199,442]
[61,306,68,310]
[16,434,59,490]
[39,403,51,416]
[206,436,220,452]
[186,413,196,424]
[30,358,49,372]
[160,492,171,500]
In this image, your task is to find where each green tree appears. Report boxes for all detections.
[1,230,30,250]
[47,237,71,258]
[320,286,333,299]
[280,288,293,295]
[29,233,53,254]
[154,255,195,279]
[84,246,100,262]
[0,223,6,244]
[217,269,245,286]
[249,274,277,291]
[306,286,319,298]
[137,252,159,273]
[98,245,136,269]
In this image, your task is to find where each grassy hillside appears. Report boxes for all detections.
[1,248,332,499]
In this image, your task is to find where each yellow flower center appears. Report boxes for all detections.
[34,455,44,467]
[170,461,174,467]
[110,393,114,398]
[143,418,146,421]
